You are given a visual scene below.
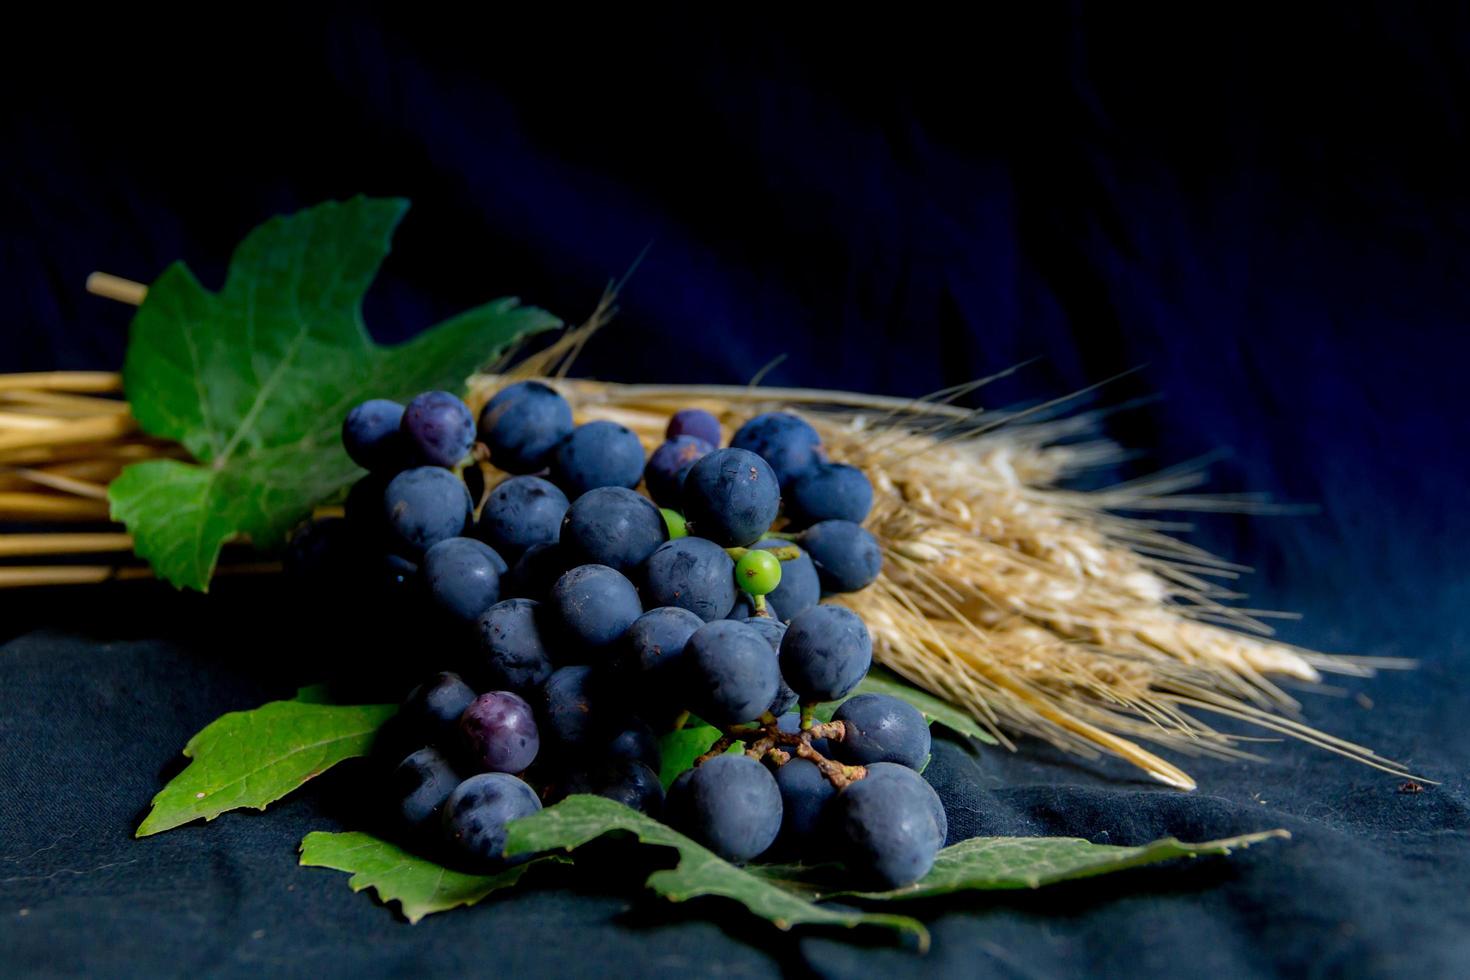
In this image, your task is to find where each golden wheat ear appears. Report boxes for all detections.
[464,325,1415,789]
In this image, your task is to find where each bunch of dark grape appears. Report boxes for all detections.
[295,383,943,889]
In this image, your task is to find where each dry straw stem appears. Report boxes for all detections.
[461,322,1414,789]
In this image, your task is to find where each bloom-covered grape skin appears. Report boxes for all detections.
[786,462,874,528]
[392,746,462,834]
[779,605,873,703]
[422,537,503,625]
[754,539,820,620]
[342,399,407,472]
[773,757,836,850]
[644,435,712,508]
[684,620,781,725]
[402,390,475,468]
[476,476,570,562]
[458,691,540,774]
[550,420,646,498]
[441,772,543,870]
[539,665,605,751]
[833,762,943,888]
[560,486,668,575]
[383,466,472,557]
[555,759,664,816]
[681,448,781,547]
[505,542,568,601]
[731,412,824,488]
[549,564,643,656]
[472,598,555,695]
[478,381,574,474]
[671,754,782,863]
[401,672,477,747]
[666,408,721,446]
[621,606,704,698]
[605,718,662,772]
[642,537,737,622]
[831,694,931,770]
[799,520,883,593]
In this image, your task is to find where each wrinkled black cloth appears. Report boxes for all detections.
[2,7,1468,977]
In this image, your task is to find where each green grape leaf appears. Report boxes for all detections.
[815,667,999,745]
[136,698,396,837]
[111,196,561,590]
[299,831,561,923]
[504,795,930,949]
[814,829,1290,901]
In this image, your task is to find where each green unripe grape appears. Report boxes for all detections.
[661,508,688,539]
[735,548,782,596]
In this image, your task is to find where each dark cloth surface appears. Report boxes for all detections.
[2,7,1468,977]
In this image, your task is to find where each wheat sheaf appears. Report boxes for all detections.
[471,320,1412,791]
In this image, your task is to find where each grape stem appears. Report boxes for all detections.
[694,715,864,789]
[695,735,736,765]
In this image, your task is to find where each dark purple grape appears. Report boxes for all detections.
[833,762,943,888]
[550,420,646,498]
[441,772,542,870]
[642,536,736,622]
[622,606,704,698]
[458,691,540,774]
[472,598,554,695]
[401,672,477,746]
[773,757,836,850]
[560,486,667,575]
[681,448,780,547]
[554,759,664,816]
[671,754,782,863]
[685,620,781,725]
[476,476,570,561]
[383,466,472,557]
[478,381,574,474]
[539,665,605,751]
[549,564,643,657]
[606,717,662,772]
[785,462,874,528]
[392,746,461,833]
[342,399,407,472]
[644,436,712,508]
[402,390,475,468]
[731,412,824,488]
[798,520,883,593]
[666,408,722,446]
[423,537,503,625]
[779,605,872,703]
[831,693,931,770]
[505,542,570,601]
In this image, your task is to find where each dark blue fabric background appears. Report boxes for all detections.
[1,8,1466,977]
